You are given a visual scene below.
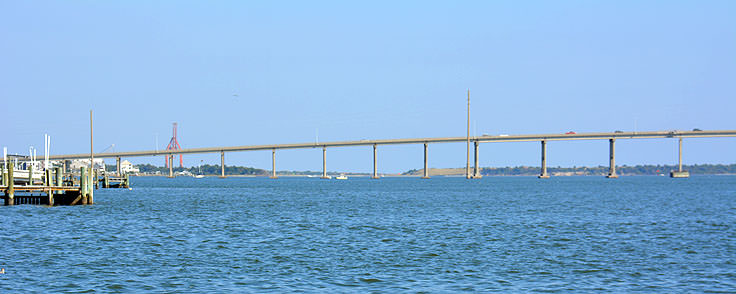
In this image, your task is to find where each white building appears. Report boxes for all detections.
[69,159,105,171]
[120,160,140,174]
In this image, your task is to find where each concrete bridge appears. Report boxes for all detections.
[46,129,736,179]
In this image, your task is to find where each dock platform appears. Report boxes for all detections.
[2,166,96,206]
[2,185,85,205]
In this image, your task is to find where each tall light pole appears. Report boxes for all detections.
[89,110,94,203]
[466,90,471,179]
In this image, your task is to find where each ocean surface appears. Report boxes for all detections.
[1,175,734,292]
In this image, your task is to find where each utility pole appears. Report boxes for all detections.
[466,89,470,179]
[89,110,94,203]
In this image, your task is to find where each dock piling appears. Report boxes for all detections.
[55,167,63,191]
[80,167,88,205]
[46,169,53,187]
[88,168,93,204]
[28,164,33,184]
[5,167,14,205]
[116,157,121,176]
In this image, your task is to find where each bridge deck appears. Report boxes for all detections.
[41,129,736,160]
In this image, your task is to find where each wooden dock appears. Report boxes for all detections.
[2,166,95,206]
[1,185,86,205]
[99,172,130,189]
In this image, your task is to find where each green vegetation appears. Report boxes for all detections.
[109,164,369,176]
[106,163,736,177]
[403,164,736,176]
[132,164,267,176]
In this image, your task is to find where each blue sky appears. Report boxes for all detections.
[2,1,735,173]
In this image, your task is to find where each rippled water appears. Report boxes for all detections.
[1,176,734,292]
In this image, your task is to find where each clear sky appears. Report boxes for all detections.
[2,1,735,173]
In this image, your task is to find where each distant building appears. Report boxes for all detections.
[70,159,104,171]
[120,160,140,174]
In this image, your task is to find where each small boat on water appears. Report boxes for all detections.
[335,175,348,180]
[193,160,205,178]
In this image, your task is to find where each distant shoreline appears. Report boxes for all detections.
[132,173,736,178]
[125,163,736,177]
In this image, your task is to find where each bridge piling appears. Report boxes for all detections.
[220,151,226,178]
[422,143,430,179]
[270,149,277,179]
[167,155,174,178]
[679,138,682,171]
[538,140,550,179]
[671,138,690,178]
[606,139,618,178]
[473,141,482,179]
[321,147,329,179]
[372,144,379,179]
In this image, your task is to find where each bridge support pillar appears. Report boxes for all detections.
[168,155,174,178]
[473,141,482,179]
[321,147,329,179]
[670,138,690,178]
[270,149,277,179]
[422,143,430,179]
[372,144,379,179]
[538,140,550,179]
[220,151,226,178]
[606,139,618,178]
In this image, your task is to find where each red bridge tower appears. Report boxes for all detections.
[165,122,183,168]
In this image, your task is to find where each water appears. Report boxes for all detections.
[1,176,734,292]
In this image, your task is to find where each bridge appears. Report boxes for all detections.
[44,129,736,179]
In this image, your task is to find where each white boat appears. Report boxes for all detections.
[10,168,44,183]
[335,175,348,180]
[193,160,205,178]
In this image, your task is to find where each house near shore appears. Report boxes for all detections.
[120,160,140,174]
